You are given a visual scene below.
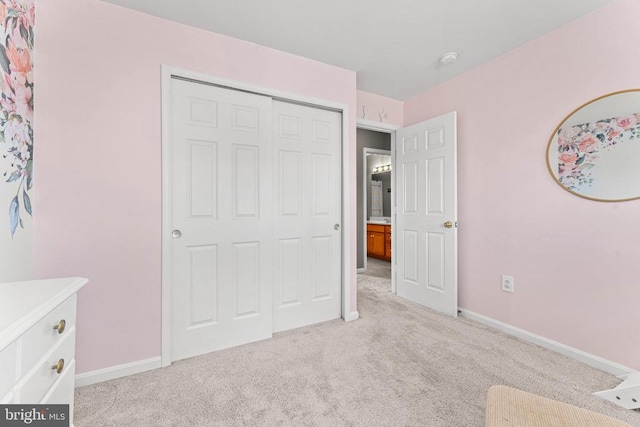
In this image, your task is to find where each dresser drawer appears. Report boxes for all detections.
[0,342,17,397]
[20,295,77,376]
[40,358,75,427]
[0,277,87,414]
[40,358,75,404]
[16,331,76,404]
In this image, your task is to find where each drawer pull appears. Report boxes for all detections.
[53,319,66,334]
[52,358,65,374]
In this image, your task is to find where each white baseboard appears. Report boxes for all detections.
[346,311,359,321]
[75,356,162,387]
[357,267,366,273]
[75,310,361,386]
[459,309,634,377]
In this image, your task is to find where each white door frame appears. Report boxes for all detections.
[161,65,352,367]
[356,119,400,293]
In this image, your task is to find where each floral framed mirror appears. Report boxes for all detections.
[547,89,640,202]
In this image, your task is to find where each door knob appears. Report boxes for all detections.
[443,221,453,229]
[172,229,182,239]
[334,224,341,231]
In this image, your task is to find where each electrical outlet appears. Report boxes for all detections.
[501,275,515,293]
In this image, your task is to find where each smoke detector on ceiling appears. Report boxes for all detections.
[439,52,458,65]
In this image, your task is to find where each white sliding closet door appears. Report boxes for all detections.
[168,79,343,362]
[170,78,273,361]
[272,101,342,332]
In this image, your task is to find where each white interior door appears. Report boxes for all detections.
[396,112,458,317]
[170,78,273,361]
[272,101,342,332]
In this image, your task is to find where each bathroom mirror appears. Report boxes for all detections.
[547,89,640,202]
[367,154,391,218]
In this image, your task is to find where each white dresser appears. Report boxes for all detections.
[0,277,88,425]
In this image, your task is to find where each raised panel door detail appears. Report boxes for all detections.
[427,232,445,291]
[367,232,375,256]
[366,225,386,260]
[279,115,302,140]
[271,100,342,334]
[188,140,217,218]
[232,242,260,319]
[403,230,419,285]
[384,226,392,261]
[426,157,445,215]
[278,238,302,307]
[403,162,419,214]
[427,127,444,149]
[312,120,331,143]
[187,245,218,326]
[279,150,302,217]
[233,145,260,219]
[312,236,332,301]
[403,134,418,154]
[187,97,218,127]
[312,154,331,216]
[233,105,260,133]
[172,79,274,362]
[395,112,457,318]
[368,232,385,259]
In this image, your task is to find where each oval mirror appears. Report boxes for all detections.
[547,89,640,202]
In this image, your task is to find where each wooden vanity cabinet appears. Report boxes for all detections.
[385,228,391,260]
[367,224,391,261]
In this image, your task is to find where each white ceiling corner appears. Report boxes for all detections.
[100,0,618,101]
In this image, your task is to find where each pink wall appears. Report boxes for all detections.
[356,90,403,126]
[404,0,640,369]
[34,0,357,374]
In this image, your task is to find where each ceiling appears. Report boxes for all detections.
[101,0,617,100]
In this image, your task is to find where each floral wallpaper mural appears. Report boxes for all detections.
[556,113,640,193]
[0,0,34,238]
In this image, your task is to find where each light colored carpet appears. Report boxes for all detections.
[75,272,640,426]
